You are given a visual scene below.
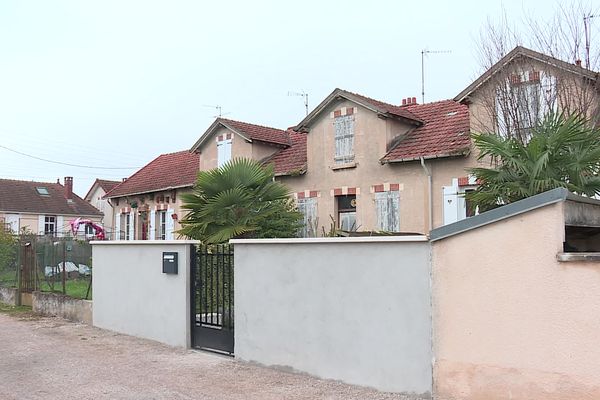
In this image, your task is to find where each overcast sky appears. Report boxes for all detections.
[0,0,589,196]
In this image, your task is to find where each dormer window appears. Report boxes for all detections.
[36,187,49,196]
[334,115,355,164]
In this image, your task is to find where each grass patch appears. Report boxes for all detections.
[39,279,92,300]
[0,302,32,315]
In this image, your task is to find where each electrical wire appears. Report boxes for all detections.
[0,144,141,170]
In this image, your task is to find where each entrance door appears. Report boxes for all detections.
[191,244,234,354]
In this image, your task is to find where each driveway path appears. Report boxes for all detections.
[0,313,423,400]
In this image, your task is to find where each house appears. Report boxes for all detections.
[455,45,600,137]
[104,151,200,240]
[0,177,103,236]
[276,88,477,235]
[84,179,120,236]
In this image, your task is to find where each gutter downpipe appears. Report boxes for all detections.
[420,157,433,232]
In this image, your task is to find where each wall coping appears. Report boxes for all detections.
[90,240,200,245]
[230,236,428,244]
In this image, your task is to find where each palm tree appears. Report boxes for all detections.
[466,113,600,211]
[179,158,302,244]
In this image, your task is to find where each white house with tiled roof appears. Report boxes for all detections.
[0,177,103,236]
[84,179,120,235]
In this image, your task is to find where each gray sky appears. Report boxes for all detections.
[0,1,578,196]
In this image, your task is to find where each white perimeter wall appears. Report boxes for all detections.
[91,241,196,347]
[232,237,432,395]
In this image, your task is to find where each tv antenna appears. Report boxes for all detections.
[203,104,230,118]
[584,14,596,69]
[288,91,309,116]
[421,49,451,104]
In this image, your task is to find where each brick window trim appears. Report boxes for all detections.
[330,107,357,119]
[331,187,360,197]
[296,190,319,199]
[216,133,233,142]
[372,183,401,193]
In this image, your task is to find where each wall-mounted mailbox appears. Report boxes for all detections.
[162,252,178,274]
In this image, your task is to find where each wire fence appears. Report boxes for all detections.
[0,233,93,300]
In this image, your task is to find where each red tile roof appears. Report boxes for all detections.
[105,151,200,198]
[267,129,307,176]
[220,118,291,146]
[97,179,120,193]
[345,90,422,123]
[0,179,102,216]
[381,100,471,162]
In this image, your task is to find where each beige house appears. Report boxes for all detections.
[278,89,478,235]
[0,177,103,236]
[104,151,200,240]
[84,179,120,234]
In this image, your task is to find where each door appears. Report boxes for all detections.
[191,244,234,354]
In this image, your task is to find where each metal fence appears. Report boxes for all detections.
[0,233,93,300]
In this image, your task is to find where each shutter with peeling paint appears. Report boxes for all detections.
[149,210,156,240]
[38,215,45,235]
[115,213,121,240]
[375,191,400,232]
[166,209,175,240]
[57,216,64,237]
[128,213,135,240]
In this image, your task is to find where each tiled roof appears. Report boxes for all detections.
[219,118,291,146]
[105,151,199,198]
[0,179,103,216]
[345,90,422,123]
[381,100,471,162]
[267,129,307,176]
[97,179,120,193]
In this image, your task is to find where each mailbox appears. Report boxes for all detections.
[162,252,178,274]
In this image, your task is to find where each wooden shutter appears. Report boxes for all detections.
[443,186,459,225]
[375,191,400,232]
[114,212,121,240]
[128,213,135,240]
[166,209,175,240]
[38,215,45,235]
[149,210,156,240]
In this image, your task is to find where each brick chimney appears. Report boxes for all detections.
[401,97,419,106]
[64,177,73,202]
[575,59,582,67]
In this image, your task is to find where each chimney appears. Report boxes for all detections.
[412,97,417,104]
[64,177,73,202]
[402,98,407,106]
[575,59,582,67]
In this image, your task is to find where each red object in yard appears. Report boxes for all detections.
[172,214,178,220]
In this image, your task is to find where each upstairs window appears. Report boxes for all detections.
[217,138,232,168]
[36,187,49,196]
[495,70,557,140]
[334,115,355,164]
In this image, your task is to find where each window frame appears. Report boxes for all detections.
[44,216,57,235]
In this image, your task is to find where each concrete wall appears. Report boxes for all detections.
[0,286,17,305]
[91,241,196,347]
[432,202,600,399]
[32,291,93,324]
[232,237,433,396]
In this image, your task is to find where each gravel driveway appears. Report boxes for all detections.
[0,312,425,400]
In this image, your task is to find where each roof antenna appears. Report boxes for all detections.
[584,14,596,69]
[288,91,309,116]
[421,49,451,104]
[203,105,230,118]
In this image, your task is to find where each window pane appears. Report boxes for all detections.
[339,212,356,231]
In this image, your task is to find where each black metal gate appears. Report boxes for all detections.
[191,244,234,354]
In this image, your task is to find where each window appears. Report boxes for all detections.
[157,211,167,240]
[44,216,56,235]
[85,224,94,236]
[297,197,317,237]
[337,195,357,231]
[36,187,49,196]
[375,191,400,232]
[495,70,556,139]
[217,139,232,167]
[334,115,354,164]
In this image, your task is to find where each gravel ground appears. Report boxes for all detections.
[0,312,426,400]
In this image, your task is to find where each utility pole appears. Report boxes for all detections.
[421,49,451,104]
